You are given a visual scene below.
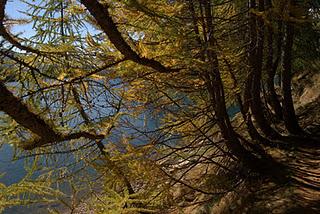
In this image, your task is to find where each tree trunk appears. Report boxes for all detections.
[201,0,288,182]
[282,22,304,135]
[266,21,283,120]
[248,0,283,140]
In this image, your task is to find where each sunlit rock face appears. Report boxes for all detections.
[298,74,320,106]
[293,73,320,108]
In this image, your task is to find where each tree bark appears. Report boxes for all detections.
[80,0,178,73]
[201,0,288,182]
[0,81,103,149]
[266,21,283,120]
[248,0,283,140]
[282,22,304,135]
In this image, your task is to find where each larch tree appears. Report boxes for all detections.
[0,0,319,213]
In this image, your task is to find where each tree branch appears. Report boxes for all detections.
[80,0,178,73]
[0,81,104,150]
[0,0,69,55]
[0,0,42,54]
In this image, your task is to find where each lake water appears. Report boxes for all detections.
[0,144,26,186]
[0,104,238,213]
[0,109,161,213]
[0,144,72,213]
